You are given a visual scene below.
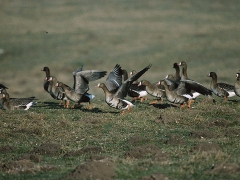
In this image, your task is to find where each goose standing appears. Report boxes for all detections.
[207,72,235,101]
[42,67,69,107]
[138,80,166,104]
[234,73,240,97]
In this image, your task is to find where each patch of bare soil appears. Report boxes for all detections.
[0,159,57,174]
[12,128,42,135]
[64,146,102,157]
[124,144,168,161]
[14,153,43,163]
[190,130,216,139]
[225,128,240,137]
[64,160,115,180]
[138,173,169,180]
[0,160,35,174]
[210,163,240,174]
[0,145,14,153]
[127,135,151,146]
[155,111,185,124]
[80,116,104,124]
[29,143,61,155]
[190,142,221,153]
[165,134,185,145]
[208,119,230,128]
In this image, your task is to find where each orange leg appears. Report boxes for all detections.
[149,100,159,105]
[121,110,125,115]
[132,97,137,102]
[127,104,132,113]
[179,103,186,108]
[59,100,63,106]
[71,103,78,108]
[64,101,70,108]
[88,103,93,110]
[187,100,193,109]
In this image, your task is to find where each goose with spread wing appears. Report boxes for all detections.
[177,61,212,98]
[0,84,8,90]
[56,67,107,109]
[96,64,152,114]
[157,80,194,108]
[122,69,148,102]
[207,72,235,101]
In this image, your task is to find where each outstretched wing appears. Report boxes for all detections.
[74,70,107,94]
[116,64,152,98]
[105,64,123,93]
[182,79,212,96]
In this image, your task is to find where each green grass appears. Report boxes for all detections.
[1,0,240,179]
[1,98,240,179]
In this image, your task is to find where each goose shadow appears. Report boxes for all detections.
[150,103,178,109]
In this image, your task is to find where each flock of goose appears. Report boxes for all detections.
[0,61,240,113]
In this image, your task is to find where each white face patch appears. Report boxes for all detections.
[138,82,142,86]
[178,62,181,65]
[48,77,53,81]
[236,74,239,78]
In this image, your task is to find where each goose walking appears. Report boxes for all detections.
[56,67,107,109]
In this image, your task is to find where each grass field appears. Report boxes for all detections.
[1,0,240,179]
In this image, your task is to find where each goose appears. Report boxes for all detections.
[0,90,36,110]
[235,73,240,97]
[56,67,107,109]
[164,63,181,91]
[157,80,193,108]
[0,84,8,90]
[47,76,70,108]
[207,72,235,101]
[122,69,148,102]
[41,67,51,93]
[138,80,166,104]
[41,67,69,107]
[177,61,212,98]
[96,64,152,114]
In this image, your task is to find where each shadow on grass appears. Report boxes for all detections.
[150,103,178,109]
